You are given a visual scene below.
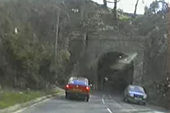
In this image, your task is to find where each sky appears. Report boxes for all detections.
[92,0,170,14]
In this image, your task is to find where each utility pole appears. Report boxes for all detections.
[54,9,60,63]
[113,0,118,21]
[134,0,140,18]
[167,7,170,77]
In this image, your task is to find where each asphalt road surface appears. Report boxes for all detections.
[15,92,169,113]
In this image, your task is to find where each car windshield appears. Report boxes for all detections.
[129,86,145,93]
[0,0,169,112]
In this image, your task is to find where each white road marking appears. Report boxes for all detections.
[13,98,51,113]
[106,108,113,113]
[102,97,113,113]
[121,108,166,113]
[102,98,105,104]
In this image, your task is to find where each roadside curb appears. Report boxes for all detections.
[0,88,64,113]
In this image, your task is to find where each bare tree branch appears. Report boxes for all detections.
[103,0,107,8]
[134,0,140,18]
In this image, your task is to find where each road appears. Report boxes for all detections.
[15,92,169,113]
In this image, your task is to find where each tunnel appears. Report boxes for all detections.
[97,52,134,93]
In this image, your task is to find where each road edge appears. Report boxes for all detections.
[0,88,64,113]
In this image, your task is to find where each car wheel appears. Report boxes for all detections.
[138,101,145,105]
[142,102,146,105]
[123,97,128,102]
[84,96,89,102]
[65,92,69,99]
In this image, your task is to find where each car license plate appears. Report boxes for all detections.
[135,97,142,100]
[72,89,81,92]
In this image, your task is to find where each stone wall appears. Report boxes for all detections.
[69,35,146,88]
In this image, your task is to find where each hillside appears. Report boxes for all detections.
[0,0,136,89]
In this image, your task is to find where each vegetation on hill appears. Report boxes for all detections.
[0,0,134,89]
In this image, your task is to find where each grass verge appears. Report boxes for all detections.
[0,88,59,109]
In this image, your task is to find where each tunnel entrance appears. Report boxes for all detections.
[97,52,134,93]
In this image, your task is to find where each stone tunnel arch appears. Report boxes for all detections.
[97,52,134,93]
[69,38,145,91]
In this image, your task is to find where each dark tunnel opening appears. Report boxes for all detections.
[97,52,134,93]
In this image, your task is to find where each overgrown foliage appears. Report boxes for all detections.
[0,0,110,89]
[133,1,169,108]
[144,0,168,15]
[0,0,71,89]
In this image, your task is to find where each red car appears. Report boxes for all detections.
[65,77,90,102]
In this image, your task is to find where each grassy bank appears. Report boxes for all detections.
[0,88,59,109]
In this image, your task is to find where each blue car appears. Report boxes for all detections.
[123,85,147,105]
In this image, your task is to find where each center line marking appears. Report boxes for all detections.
[102,98,105,104]
[107,108,113,113]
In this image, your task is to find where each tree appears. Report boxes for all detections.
[150,0,159,14]
[159,0,168,14]
[103,0,107,8]
[106,0,120,23]
[0,0,72,89]
[144,0,168,15]
[134,0,140,17]
[144,6,151,15]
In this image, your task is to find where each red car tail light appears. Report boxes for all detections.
[66,84,70,89]
[65,84,74,90]
[85,86,90,92]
